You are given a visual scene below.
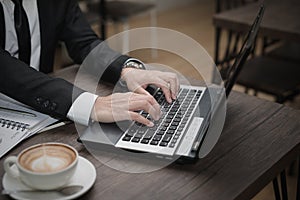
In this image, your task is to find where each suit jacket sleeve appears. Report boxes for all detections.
[59,0,130,85]
[0,48,84,119]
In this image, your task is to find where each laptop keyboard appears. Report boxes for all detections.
[118,86,204,151]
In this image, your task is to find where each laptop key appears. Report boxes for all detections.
[129,128,137,132]
[156,130,165,135]
[162,134,172,142]
[179,124,185,129]
[150,140,159,145]
[143,133,153,140]
[178,127,184,131]
[163,122,170,127]
[169,143,176,148]
[167,130,175,135]
[166,115,174,119]
[147,129,156,135]
[159,126,167,131]
[153,135,162,141]
[125,132,135,137]
[176,113,183,118]
[132,137,140,143]
[182,118,188,124]
[159,142,168,147]
[135,133,143,139]
[173,118,181,123]
[128,127,138,134]
[168,111,176,115]
[122,136,131,141]
[165,118,172,123]
[175,132,182,136]
[138,129,146,134]
[141,139,150,144]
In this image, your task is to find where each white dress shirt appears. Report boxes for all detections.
[1,0,97,126]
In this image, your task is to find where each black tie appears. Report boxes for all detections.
[0,3,5,49]
[12,0,31,64]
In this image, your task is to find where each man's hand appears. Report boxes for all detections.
[91,92,161,127]
[90,68,179,126]
[121,68,179,103]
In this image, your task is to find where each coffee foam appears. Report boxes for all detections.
[19,144,76,173]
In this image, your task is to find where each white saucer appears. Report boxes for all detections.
[2,156,96,200]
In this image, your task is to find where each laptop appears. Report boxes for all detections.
[79,5,265,162]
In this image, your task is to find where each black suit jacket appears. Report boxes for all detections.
[0,0,129,119]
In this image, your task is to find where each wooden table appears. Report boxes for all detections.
[213,0,300,42]
[1,66,300,200]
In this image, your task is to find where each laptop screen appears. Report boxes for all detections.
[224,5,265,96]
[198,5,265,158]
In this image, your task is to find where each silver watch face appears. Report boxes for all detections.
[125,61,145,70]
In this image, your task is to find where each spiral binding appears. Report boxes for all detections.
[0,118,29,131]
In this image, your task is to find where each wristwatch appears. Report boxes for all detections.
[123,59,146,70]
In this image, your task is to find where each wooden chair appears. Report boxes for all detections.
[236,51,300,103]
[266,42,300,63]
[215,1,300,104]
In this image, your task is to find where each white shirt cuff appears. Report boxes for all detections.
[67,92,98,126]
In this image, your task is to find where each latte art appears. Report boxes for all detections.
[19,144,76,173]
[30,155,71,172]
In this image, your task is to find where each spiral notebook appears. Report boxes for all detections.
[0,96,58,158]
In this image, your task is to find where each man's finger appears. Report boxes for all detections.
[165,74,179,100]
[129,112,154,127]
[160,84,173,103]
[134,86,151,96]
[129,96,161,120]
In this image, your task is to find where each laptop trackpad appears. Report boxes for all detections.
[81,121,131,145]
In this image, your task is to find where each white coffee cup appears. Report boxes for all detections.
[4,142,78,190]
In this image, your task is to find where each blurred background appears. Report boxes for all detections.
[54,1,300,199]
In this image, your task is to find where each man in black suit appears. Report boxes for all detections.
[0,0,178,127]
